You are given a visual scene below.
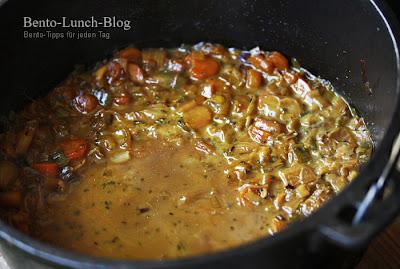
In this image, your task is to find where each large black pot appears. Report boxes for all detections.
[0,0,400,268]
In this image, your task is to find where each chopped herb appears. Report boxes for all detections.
[111,236,120,243]
[102,180,116,189]
[138,207,150,214]
[52,151,69,166]
[103,169,113,177]
[104,200,112,210]
[176,241,186,251]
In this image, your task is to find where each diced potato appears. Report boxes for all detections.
[280,97,302,122]
[183,106,212,130]
[205,95,230,116]
[258,95,281,119]
[304,90,329,111]
[325,173,348,193]
[295,184,310,198]
[109,150,131,164]
[246,69,263,89]
[112,128,132,150]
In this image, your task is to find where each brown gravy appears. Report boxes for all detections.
[35,139,269,259]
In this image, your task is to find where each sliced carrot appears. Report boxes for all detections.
[33,162,59,177]
[118,47,142,63]
[74,94,98,114]
[267,51,289,70]
[248,54,273,74]
[128,63,145,84]
[60,139,89,161]
[189,57,220,80]
[246,69,263,88]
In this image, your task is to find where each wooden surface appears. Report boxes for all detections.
[356,217,400,269]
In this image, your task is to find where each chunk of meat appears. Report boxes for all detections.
[278,164,317,187]
[32,162,59,177]
[248,117,285,144]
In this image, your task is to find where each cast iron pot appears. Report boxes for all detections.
[0,0,400,268]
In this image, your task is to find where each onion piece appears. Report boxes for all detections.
[109,150,131,164]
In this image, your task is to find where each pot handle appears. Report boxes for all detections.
[319,132,400,249]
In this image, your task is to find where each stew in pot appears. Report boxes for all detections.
[0,43,372,259]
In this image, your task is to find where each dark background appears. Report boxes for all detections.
[387,0,400,18]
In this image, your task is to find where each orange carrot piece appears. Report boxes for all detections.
[189,57,220,80]
[267,51,289,70]
[33,162,59,177]
[60,139,89,161]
